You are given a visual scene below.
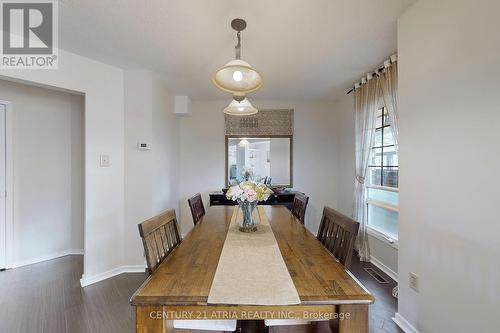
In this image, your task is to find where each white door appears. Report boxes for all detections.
[0,104,6,269]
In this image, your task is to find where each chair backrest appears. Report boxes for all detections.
[188,193,206,225]
[291,193,309,224]
[138,209,181,274]
[316,206,359,269]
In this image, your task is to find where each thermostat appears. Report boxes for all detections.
[137,142,151,151]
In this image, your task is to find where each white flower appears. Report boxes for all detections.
[226,185,243,201]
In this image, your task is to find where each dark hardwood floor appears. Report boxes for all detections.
[349,257,402,333]
[0,255,401,333]
[0,255,145,333]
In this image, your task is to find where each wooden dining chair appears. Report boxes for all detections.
[138,211,237,332]
[291,193,309,224]
[138,209,182,274]
[316,206,359,269]
[188,193,205,225]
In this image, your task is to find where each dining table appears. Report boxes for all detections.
[130,205,374,333]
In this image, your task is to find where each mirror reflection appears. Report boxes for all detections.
[227,137,292,186]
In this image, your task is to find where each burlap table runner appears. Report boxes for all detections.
[207,206,301,305]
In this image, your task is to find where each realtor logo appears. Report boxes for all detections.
[1,0,58,69]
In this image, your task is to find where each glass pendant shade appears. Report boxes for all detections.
[223,98,258,116]
[213,59,263,95]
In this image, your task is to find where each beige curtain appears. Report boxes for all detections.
[379,59,399,298]
[379,62,399,146]
[353,77,380,261]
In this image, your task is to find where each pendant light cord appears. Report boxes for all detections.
[235,31,241,60]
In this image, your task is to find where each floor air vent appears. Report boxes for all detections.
[363,267,389,284]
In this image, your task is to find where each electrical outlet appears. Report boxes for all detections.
[409,272,419,292]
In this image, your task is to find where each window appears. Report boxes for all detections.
[366,108,399,242]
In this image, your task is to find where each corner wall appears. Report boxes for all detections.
[397,0,500,331]
[123,70,179,267]
[1,49,125,283]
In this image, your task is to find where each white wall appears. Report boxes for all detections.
[123,70,178,266]
[397,0,500,331]
[151,74,179,217]
[0,49,125,283]
[269,138,290,186]
[334,94,356,217]
[178,99,338,236]
[124,70,153,265]
[333,93,398,277]
[0,79,84,266]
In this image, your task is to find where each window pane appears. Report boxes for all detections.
[368,167,382,186]
[367,188,399,205]
[382,167,399,188]
[383,145,398,166]
[383,126,395,146]
[382,108,389,125]
[374,129,382,147]
[375,108,383,128]
[370,147,382,166]
[368,204,398,240]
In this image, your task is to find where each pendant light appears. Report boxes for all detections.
[238,139,250,147]
[213,19,263,98]
[223,97,258,116]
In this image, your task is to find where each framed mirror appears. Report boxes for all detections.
[225,135,293,187]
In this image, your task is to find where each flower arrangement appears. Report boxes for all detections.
[226,181,273,203]
[226,181,273,232]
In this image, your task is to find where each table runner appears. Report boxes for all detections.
[207,206,301,305]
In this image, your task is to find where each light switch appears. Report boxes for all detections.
[100,154,110,167]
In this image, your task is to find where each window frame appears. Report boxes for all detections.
[366,108,399,245]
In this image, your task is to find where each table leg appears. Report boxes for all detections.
[337,304,368,333]
[239,320,266,333]
[136,306,174,333]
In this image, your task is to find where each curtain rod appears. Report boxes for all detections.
[346,54,397,95]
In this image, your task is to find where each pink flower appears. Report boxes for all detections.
[243,188,257,202]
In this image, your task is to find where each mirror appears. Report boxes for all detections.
[225,136,293,187]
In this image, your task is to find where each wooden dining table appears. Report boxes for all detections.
[130,205,374,333]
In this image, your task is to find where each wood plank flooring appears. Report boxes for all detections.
[0,255,401,333]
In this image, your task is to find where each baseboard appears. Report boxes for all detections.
[393,313,419,333]
[12,249,84,268]
[80,264,146,287]
[370,255,398,282]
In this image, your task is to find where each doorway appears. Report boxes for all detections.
[0,79,84,270]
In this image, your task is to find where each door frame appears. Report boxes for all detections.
[0,100,13,269]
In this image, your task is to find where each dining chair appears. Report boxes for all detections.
[266,207,359,333]
[316,206,359,269]
[291,193,309,224]
[188,193,206,225]
[138,209,182,274]
[138,210,237,332]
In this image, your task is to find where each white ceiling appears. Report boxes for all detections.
[59,0,414,101]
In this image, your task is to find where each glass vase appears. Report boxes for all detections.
[237,200,258,233]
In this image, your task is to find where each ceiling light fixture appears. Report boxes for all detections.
[238,139,250,147]
[213,18,263,100]
[223,97,258,116]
